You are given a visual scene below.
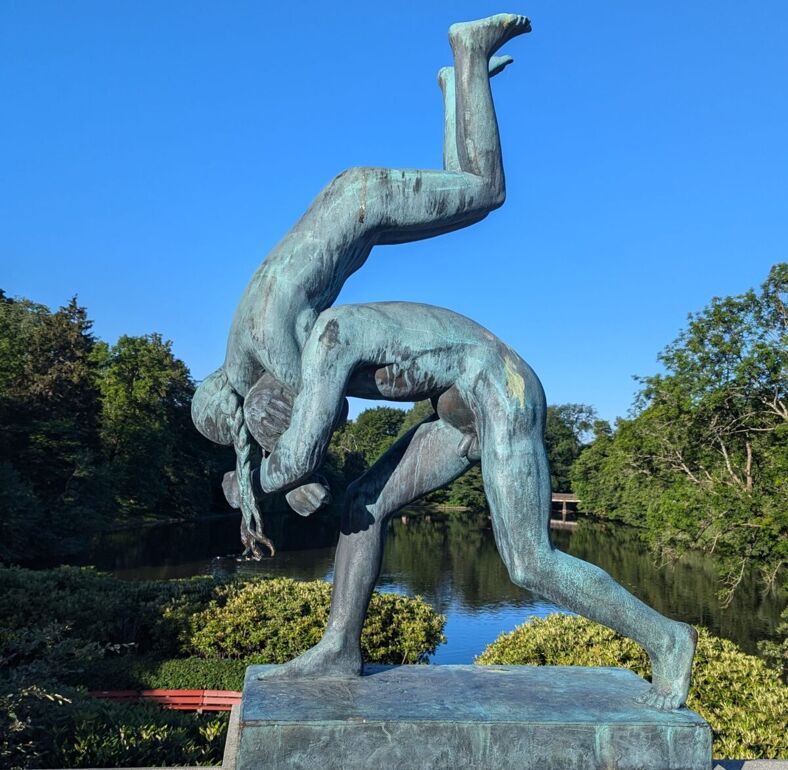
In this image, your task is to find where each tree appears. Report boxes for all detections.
[96,334,219,519]
[0,293,108,559]
[573,264,787,599]
[544,403,596,492]
[330,407,407,470]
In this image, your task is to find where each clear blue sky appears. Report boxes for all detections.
[2,1,785,424]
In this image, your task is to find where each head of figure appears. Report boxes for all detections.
[191,367,238,446]
[192,367,276,558]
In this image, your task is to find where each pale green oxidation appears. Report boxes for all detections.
[255,301,698,712]
[235,665,712,770]
[191,13,700,716]
[192,13,528,557]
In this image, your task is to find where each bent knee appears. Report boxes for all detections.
[505,548,557,591]
[327,166,372,193]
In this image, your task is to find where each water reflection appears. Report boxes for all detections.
[88,509,783,662]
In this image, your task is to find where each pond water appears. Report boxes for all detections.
[83,509,784,664]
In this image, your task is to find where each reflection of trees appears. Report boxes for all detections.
[91,507,340,577]
[556,521,785,655]
[383,513,783,654]
[382,511,531,612]
[93,507,782,656]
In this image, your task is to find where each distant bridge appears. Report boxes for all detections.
[551,493,581,530]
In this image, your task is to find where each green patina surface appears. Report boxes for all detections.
[236,665,711,770]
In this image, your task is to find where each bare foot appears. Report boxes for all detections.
[438,54,514,92]
[449,13,531,59]
[638,623,697,710]
[256,633,363,680]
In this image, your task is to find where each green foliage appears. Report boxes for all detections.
[0,293,108,560]
[544,403,596,492]
[2,686,226,770]
[187,577,445,664]
[0,566,223,657]
[758,606,788,681]
[0,290,232,562]
[62,700,225,769]
[573,265,787,598]
[96,333,222,520]
[0,567,445,767]
[477,614,788,759]
[0,619,225,769]
[81,655,249,692]
[329,406,408,473]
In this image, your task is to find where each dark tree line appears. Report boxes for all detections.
[327,399,595,511]
[0,292,230,563]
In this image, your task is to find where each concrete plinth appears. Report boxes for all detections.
[234,664,712,770]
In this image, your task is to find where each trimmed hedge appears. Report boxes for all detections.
[476,614,788,759]
[187,578,446,664]
[81,656,248,692]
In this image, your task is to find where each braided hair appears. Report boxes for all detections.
[192,367,274,559]
[229,389,275,558]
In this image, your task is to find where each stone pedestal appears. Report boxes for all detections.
[231,664,712,770]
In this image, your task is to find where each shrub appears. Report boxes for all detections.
[2,686,226,769]
[758,606,787,682]
[1,568,446,766]
[188,577,446,664]
[0,566,223,656]
[81,656,249,692]
[0,624,227,769]
[60,699,226,769]
[476,614,788,759]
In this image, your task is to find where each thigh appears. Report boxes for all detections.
[300,166,495,246]
[345,416,476,532]
[470,366,553,567]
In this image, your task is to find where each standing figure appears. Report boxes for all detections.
[192,14,532,557]
[255,301,698,712]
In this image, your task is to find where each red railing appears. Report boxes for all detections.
[89,689,241,712]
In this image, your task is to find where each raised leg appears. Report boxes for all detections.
[258,416,475,679]
[283,15,530,252]
[438,55,515,173]
[474,369,697,710]
[449,15,530,182]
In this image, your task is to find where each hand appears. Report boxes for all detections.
[286,481,332,517]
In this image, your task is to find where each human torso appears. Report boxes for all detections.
[223,231,374,395]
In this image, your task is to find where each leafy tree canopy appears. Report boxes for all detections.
[573,264,787,599]
[0,292,228,563]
